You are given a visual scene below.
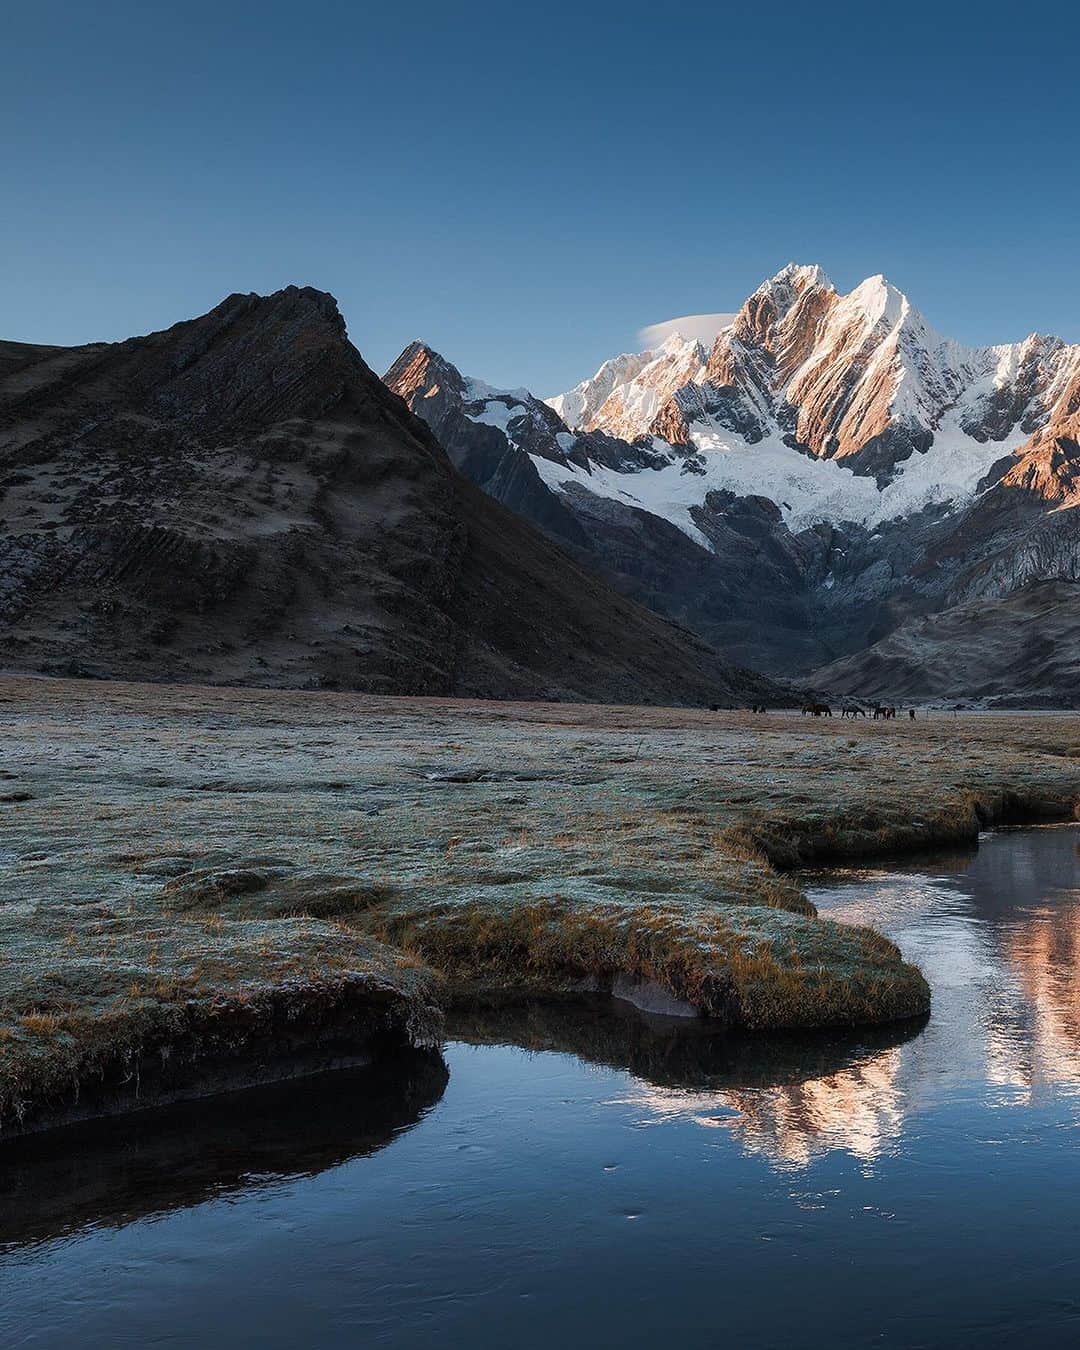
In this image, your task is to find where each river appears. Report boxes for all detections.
[2,824,1079,1347]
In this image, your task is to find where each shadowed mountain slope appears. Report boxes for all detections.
[0,287,779,705]
[385,341,828,673]
[814,580,1080,706]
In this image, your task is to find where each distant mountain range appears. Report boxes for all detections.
[2,268,1076,707]
[387,265,1080,704]
[0,288,779,706]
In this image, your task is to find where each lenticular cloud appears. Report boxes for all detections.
[638,313,736,349]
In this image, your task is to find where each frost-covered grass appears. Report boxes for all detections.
[2,677,1078,1130]
[364,893,928,1029]
[0,896,440,1134]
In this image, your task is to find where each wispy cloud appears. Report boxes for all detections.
[638,313,736,350]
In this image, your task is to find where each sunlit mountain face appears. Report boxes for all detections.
[998,887,1080,1093]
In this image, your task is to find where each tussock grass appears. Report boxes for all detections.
[720,787,1080,871]
[365,894,928,1029]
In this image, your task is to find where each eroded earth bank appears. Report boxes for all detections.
[2,677,1078,1135]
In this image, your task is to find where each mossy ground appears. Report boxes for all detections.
[2,677,1078,1130]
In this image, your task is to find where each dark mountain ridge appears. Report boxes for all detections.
[0,288,780,706]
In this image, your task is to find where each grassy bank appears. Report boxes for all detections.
[2,678,1078,1133]
[0,902,441,1134]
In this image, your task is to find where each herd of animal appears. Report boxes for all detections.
[802,703,916,720]
[801,702,915,720]
[717,703,919,720]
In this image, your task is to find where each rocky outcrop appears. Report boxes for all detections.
[0,288,784,706]
[650,380,765,447]
[383,341,590,546]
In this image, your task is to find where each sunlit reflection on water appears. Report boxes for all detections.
[610,1044,906,1168]
[613,826,1080,1167]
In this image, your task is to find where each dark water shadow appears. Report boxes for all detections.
[800,838,982,886]
[447,998,928,1092]
[0,1048,448,1254]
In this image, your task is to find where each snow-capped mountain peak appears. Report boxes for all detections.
[385,271,1080,700]
[750,262,835,301]
[548,332,709,442]
[391,265,1080,584]
[533,264,1080,533]
[841,273,908,328]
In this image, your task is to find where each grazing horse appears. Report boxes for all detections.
[803,702,832,717]
[749,704,768,714]
[873,705,897,720]
[841,706,865,719]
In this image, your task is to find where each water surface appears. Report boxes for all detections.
[2,825,1079,1348]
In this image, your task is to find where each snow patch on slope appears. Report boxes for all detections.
[531,414,1026,540]
[466,396,529,434]
[462,375,531,404]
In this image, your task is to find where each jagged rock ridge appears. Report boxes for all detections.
[551,264,1080,492]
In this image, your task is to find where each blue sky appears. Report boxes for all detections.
[4,0,1079,394]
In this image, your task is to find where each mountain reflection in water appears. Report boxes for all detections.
[450,828,1080,1171]
[449,999,923,1171]
[609,823,1080,1169]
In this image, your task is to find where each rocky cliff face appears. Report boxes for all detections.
[0,289,782,706]
[552,264,1080,488]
